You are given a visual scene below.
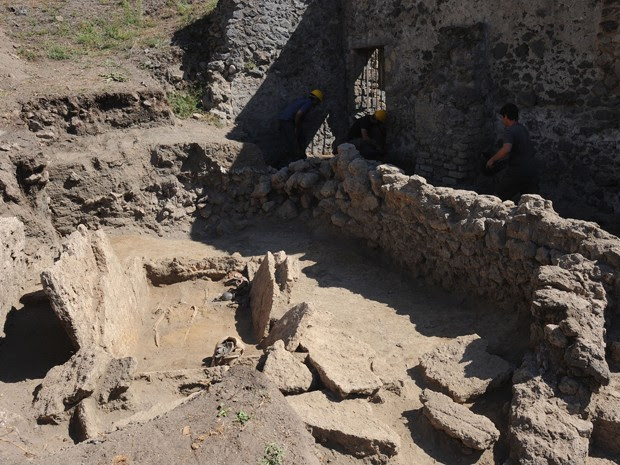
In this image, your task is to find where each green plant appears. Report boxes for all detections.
[17,47,38,61]
[243,59,256,71]
[167,86,204,119]
[235,410,250,425]
[99,72,128,82]
[260,443,284,465]
[217,404,231,418]
[47,44,72,60]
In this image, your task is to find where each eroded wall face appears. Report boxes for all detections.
[205,0,348,161]
[344,0,619,231]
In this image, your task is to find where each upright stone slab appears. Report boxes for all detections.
[421,389,499,450]
[419,334,513,402]
[259,302,323,350]
[41,226,148,356]
[287,390,400,459]
[0,217,26,338]
[249,251,298,341]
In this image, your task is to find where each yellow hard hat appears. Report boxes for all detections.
[374,109,387,122]
[310,89,324,102]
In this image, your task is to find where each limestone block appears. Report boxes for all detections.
[98,356,137,403]
[509,376,592,465]
[420,389,499,450]
[590,374,620,454]
[300,326,382,398]
[41,226,148,357]
[287,390,400,459]
[73,397,102,442]
[259,302,323,350]
[249,251,298,341]
[34,347,112,424]
[262,340,313,394]
[0,217,26,338]
[419,334,513,402]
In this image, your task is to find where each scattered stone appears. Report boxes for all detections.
[419,334,513,402]
[262,340,313,394]
[72,397,101,442]
[34,347,112,424]
[98,357,137,404]
[259,302,322,350]
[420,389,499,450]
[287,390,400,460]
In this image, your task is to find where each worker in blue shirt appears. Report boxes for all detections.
[277,89,324,167]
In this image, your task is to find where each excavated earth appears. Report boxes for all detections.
[1,5,620,465]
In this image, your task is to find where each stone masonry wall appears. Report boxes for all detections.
[203,0,348,161]
[343,0,619,232]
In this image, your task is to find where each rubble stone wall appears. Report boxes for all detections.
[343,0,619,231]
[203,0,348,160]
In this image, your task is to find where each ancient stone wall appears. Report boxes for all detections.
[203,0,348,161]
[343,0,619,231]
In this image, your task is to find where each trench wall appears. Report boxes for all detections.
[342,0,619,231]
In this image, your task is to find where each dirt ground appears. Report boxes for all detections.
[2,216,532,464]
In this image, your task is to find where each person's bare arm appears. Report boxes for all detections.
[294,110,305,130]
[487,143,511,167]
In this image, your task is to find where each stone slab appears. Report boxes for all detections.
[262,340,313,394]
[287,390,400,459]
[41,226,148,357]
[301,326,382,399]
[421,389,499,450]
[419,334,513,402]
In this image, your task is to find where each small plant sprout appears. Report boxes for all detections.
[235,410,250,425]
[216,404,230,418]
[260,442,284,465]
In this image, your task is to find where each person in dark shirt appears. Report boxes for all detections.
[486,103,538,201]
[277,89,323,167]
[346,110,387,160]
